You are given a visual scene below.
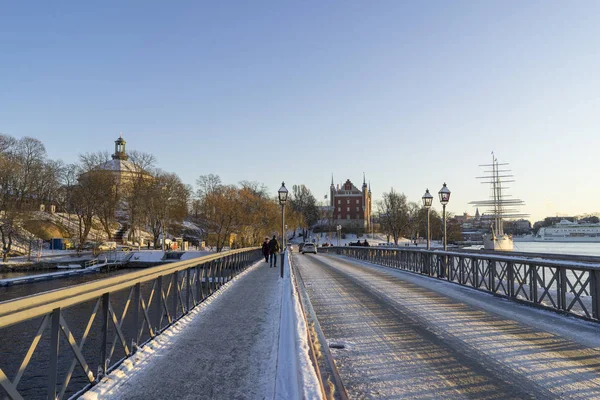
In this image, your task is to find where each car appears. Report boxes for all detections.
[298,243,305,252]
[302,243,317,254]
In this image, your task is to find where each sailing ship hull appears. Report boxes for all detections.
[483,234,514,251]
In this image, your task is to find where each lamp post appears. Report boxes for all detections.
[278,182,288,278]
[336,225,342,247]
[422,189,433,250]
[438,183,451,251]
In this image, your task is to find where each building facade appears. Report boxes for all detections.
[330,175,372,230]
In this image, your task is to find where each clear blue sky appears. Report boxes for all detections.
[2,1,599,222]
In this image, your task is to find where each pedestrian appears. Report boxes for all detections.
[261,237,269,263]
[268,235,280,268]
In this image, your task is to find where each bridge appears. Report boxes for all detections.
[2,246,600,399]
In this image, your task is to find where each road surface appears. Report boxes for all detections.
[293,251,600,399]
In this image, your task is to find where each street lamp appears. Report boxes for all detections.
[336,225,342,247]
[422,189,433,250]
[278,182,288,278]
[438,183,451,251]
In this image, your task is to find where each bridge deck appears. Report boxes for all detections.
[82,259,288,400]
[294,252,600,399]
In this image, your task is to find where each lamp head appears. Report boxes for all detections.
[422,189,433,209]
[278,182,288,205]
[438,183,451,205]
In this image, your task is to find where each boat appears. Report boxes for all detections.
[470,154,527,251]
[535,219,600,242]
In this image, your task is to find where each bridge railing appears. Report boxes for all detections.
[320,246,600,322]
[0,248,262,400]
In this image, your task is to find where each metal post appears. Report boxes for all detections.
[48,308,61,400]
[156,276,163,331]
[133,283,141,349]
[442,203,447,251]
[162,215,165,252]
[101,293,110,376]
[426,208,431,250]
[280,204,285,278]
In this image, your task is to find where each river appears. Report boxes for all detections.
[464,241,600,258]
[0,268,180,399]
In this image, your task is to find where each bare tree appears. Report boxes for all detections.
[0,136,58,260]
[78,153,120,240]
[289,184,319,238]
[377,188,410,245]
[196,174,222,199]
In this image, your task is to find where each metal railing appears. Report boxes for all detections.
[320,246,600,322]
[0,248,261,400]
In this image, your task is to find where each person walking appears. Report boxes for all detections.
[261,237,269,263]
[268,235,280,268]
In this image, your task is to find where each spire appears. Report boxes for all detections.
[368,180,371,193]
[362,172,367,189]
[331,174,334,187]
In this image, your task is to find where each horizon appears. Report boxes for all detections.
[2,2,599,223]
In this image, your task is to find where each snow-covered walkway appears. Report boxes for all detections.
[81,253,321,400]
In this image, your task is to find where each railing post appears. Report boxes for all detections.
[196,264,202,304]
[100,293,110,377]
[592,270,600,319]
[133,283,141,350]
[489,260,495,292]
[48,308,61,400]
[507,261,514,298]
[211,260,217,293]
[529,264,536,302]
[156,276,163,332]
[172,272,178,320]
[559,267,567,311]
[186,268,191,313]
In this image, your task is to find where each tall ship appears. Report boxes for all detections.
[535,219,600,242]
[470,154,527,251]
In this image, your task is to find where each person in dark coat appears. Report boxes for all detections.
[261,237,269,263]
[268,235,280,268]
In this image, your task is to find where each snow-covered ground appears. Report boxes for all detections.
[81,252,322,400]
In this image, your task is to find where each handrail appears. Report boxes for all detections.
[0,247,258,329]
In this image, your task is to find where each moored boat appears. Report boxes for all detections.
[535,219,600,242]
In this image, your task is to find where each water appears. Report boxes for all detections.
[0,269,137,302]
[0,271,52,280]
[0,268,161,399]
[464,241,600,258]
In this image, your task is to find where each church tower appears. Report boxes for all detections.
[330,174,335,207]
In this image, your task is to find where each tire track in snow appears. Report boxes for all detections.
[295,252,600,399]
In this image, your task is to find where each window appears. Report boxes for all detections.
[337,207,340,212]
[337,200,341,204]
[356,199,359,204]
[356,207,359,211]
[346,207,350,212]
[347,199,350,204]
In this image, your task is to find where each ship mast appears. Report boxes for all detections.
[470,153,527,237]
